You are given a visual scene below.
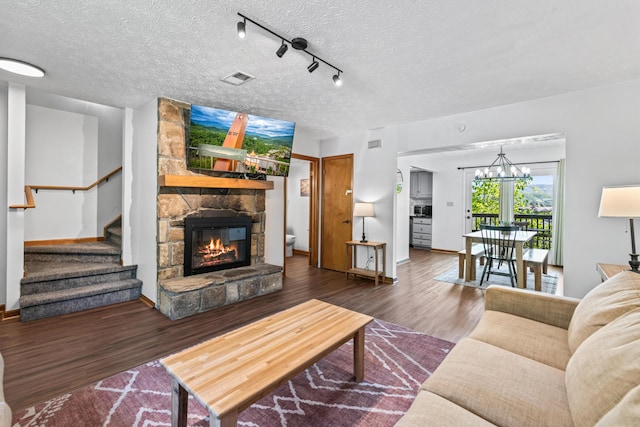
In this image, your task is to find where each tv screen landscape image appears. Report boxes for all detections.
[188,103,295,178]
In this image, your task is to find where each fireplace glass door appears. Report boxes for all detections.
[184,216,252,276]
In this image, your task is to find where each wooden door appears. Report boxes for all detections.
[284,154,320,271]
[321,154,354,271]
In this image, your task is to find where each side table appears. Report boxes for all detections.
[596,263,629,282]
[345,240,386,285]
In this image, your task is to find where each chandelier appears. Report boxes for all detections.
[474,147,531,182]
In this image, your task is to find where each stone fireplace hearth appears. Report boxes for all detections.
[155,98,282,320]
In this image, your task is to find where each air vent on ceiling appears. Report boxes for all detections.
[221,71,255,86]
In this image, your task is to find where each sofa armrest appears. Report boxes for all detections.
[484,285,580,329]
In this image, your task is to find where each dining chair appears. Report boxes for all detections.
[479,224,520,287]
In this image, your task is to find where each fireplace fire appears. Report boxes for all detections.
[197,237,238,266]
[184,216,252,276]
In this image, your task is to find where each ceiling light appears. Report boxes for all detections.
[276,41,288,58]
[473,146,531,182]
[333,72,342,87]
[237,12,343,86]
[237,19,246,38]
[307,58,319,73]
[0,58,45,77]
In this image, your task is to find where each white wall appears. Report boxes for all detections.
[395,157,412,264]
[95,105,123,231]
[290,128,321,158]
[24,105,98,240]
[127,100,158,302]
[389,79,640,298]
[21,91,123,241]
[286,158,310,251]
[5,83,26,310]
[321,128,399,281]
[0,85,8,305]
[265,176,285,267]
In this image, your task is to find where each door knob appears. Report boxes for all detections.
[343,219,351,224]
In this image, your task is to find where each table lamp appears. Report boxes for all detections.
[598,185,640,273]
[354,202,375,243]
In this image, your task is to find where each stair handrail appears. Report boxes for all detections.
[9,166,122,209]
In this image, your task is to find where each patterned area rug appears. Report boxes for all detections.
[435,263,558,294]
[12,319,454,427]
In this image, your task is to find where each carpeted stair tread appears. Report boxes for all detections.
[19,278,142,308]
[24,241,121,264]
[25,241,121,255]
[22,263,137,284]
[107,227,122,236]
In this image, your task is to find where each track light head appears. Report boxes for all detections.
[237,20,246,38]
[333,72,342,87]
[276,41,288,58]
[307,59,319,73]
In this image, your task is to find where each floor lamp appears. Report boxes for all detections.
[598,185,640,273]
[354,202,375,243]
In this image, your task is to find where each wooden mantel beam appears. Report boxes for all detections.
[158,174,274,190]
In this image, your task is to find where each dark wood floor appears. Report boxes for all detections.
[0,249,562,412]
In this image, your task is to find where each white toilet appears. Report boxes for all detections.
[286,234,296,257]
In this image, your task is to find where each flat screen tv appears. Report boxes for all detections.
[187,103,295,178]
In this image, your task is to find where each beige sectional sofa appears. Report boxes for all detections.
[397,271,640,426]
[0,353,10,427]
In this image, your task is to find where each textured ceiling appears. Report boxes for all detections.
[1,1,640,140]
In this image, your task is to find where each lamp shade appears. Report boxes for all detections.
[598,185,640,218]
[354,202,374,217]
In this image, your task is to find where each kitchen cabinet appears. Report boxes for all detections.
[410,172,432,198]
[412,217,432,248]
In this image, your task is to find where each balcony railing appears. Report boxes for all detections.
[472,213,553,250]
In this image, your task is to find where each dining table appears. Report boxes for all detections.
[463,230,537,288]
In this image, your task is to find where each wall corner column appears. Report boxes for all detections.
[6,83,26,310]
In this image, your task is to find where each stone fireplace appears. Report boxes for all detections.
[155,98,282,320]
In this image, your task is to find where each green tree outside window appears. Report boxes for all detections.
[471,178,534,215]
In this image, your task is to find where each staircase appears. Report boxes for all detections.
[20,240,142,322]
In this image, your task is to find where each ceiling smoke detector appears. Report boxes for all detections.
[221,71,255,86]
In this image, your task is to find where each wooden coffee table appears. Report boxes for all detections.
[160,299,373,427]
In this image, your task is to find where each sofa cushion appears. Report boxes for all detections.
[567,271,640,354]
[0,403,11,427]
[469,310,571,370]
[565,307,640,426]
[395,390,496,426]
[422,338,572,427]
[595,384,640,426]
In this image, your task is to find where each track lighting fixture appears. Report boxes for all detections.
[237,12,343,86]
[307,58,319,73]
[276,41,288,58]
[237,19,246,39]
